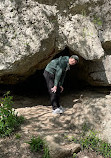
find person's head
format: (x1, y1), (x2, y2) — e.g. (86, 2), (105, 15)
(69, 55), (79, 65)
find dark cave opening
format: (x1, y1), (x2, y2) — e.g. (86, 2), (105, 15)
(0, 47), (110, 97)
(0, 47), (88, 96)
(17, 47), (89, 94)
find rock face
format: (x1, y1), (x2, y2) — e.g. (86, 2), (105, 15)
(85, 55), (111, 86)
(0, 0), (111, 85)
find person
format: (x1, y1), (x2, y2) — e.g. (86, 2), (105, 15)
(43, 55), (79, 114)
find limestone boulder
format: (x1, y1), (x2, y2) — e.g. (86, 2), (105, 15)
(58, 14), (104, 60)
(0, 1), (57, 84)
(87, 55), (111, 86)
(45, 135), (81, 158)
(0, 0), (111, 85)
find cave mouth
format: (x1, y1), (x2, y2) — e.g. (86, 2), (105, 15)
(2, 47), (110, 97)
(0, 47), (90, 96)
(0, 47), (111, 97)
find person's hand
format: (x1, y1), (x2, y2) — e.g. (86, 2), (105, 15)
(60, 86), (64, 93)
(51, 86), (57, 93)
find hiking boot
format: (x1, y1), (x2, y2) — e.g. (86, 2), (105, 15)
(52, 108), (63, 114)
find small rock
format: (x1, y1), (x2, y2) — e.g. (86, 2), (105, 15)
(105, 95), (111, 99)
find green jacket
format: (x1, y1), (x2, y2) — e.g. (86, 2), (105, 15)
(45, 56), (70, 86)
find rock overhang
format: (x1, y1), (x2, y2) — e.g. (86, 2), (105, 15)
(0, 0), (111, 85)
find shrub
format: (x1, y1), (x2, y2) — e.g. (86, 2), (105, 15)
(69, 130), (111, 158)
(26, 136), (50, 158)
(0, 91), (24, 137)
(80, 130), (111, 158)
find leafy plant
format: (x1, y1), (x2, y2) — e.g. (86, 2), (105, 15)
(71, 136), (79, 144)
(0, 91), (24, 137)
(80, 130), (111, 157)
(27, 136), (44, 152)
(15, 133), (21, 139)
(73, 153), (77, 158)
(26, 136), (50, 158)
(43, 145), (50, 158)
(70, 130), (111, 158)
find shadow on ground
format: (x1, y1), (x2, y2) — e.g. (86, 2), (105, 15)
(0, 88), (110, 158)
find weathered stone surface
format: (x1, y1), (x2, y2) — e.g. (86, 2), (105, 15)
(0, 90), (110, 157)
(87, 55), (111, 86)
(45, 135), (81, 158)
(59, 14), (104, 60)
(75, 55), (111, 86)
(11, 90), (111, 156)
(0, 0), (111, 85)
(0, 0), (57, 84)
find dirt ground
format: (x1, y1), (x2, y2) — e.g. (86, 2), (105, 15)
(0, 87), (110, 158)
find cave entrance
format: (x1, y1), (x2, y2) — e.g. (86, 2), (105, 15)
(8, 47), (89, 96)
(0, 47), (110, 99)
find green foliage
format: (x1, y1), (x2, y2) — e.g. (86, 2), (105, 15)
(70, 130), (111, 158)
(80, 130), (111, 158)
(26, 136), (50, 158)
(71, 136), (78, 144)
(73, 153), (77, 158)
(15, 133), (21, 139)
(43, 145), (50, 158)
(27, 136), (44, 152)
(0, 91), (24, 137)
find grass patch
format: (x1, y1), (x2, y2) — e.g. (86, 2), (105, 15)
(0, 91), (24, 137)
(26, 136), (50, 158)
(15, 133), (21, 139)
(80, 130), (111, 158)
(66, 129), (111, 158)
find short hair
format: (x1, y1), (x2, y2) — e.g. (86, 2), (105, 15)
(70, 55), (79, 63)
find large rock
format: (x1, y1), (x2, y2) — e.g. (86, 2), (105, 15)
(0, 0), (111, 85)
(45, 135), (81, 158)
(86, 55), (111, 86)
(0, 1), (57, 83)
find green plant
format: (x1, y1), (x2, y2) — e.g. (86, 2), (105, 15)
(27, 136), (44, 152)
(15, 133), (21, 139)
(80, 130), (111, 157)
(73, 153), (77, 158)
(71, 136), (79, 144)
(26, 136), (50, 158)
(70, 130), (111, 158)
(0, 91), (24, 137)
(43, 145), (50, 158)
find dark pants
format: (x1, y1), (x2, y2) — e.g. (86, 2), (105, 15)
(43, 70), (61, 110)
